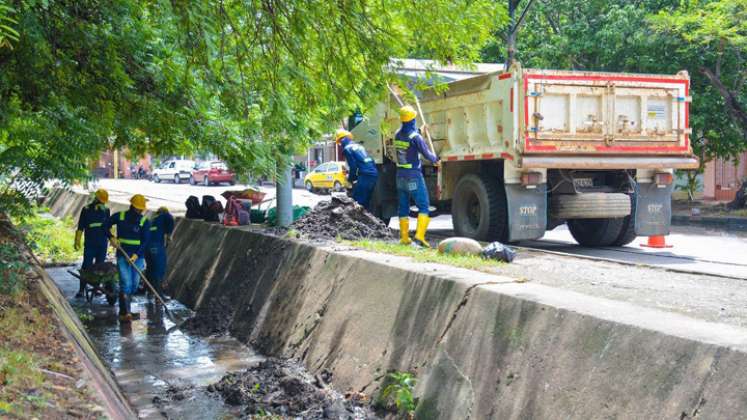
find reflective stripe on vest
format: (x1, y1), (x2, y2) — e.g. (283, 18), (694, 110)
(149, 226), (158, 231)
(117, 211), (146, 245)
(88, 222), (103, 228)
(118, 211), (146, 226)
(394, 140), (410, 149)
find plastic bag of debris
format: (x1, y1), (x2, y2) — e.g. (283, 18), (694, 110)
(481, 242), (516, 263)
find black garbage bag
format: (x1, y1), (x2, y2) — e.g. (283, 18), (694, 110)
(481, 241), (516, 263)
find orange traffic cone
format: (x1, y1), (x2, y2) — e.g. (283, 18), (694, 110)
(640, 235), (672, 249)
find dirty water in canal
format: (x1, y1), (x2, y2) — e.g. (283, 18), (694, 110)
(49, 268), (376, 419)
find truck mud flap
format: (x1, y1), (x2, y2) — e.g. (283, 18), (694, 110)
(635, 183), (673, 236)
(505, 184), (547, 242)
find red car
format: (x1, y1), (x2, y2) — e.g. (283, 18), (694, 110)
(190, 161), (236, 186)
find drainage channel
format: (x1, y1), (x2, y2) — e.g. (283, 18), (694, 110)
(48, 267), (260, 419)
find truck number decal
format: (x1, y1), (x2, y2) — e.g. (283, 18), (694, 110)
(647, 203), (663, 214)
(520, 205), (537, 216)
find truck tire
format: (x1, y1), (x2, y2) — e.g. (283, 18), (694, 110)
(567, 218), (626, 247)
(611, 193), (637, 246)
(452, 174), (508, 242)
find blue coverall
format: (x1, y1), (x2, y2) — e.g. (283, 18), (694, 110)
(394, 119), (439, 217)
(340, 137), (378, 210)
(145, 211), (174, 299)
(106, 208), (150, 315)
(76, 201), (110, 293)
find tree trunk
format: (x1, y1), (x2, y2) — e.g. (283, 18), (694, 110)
(700, 66), (747, 136)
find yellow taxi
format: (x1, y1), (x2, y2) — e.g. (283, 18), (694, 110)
(304, 161), (351, 193)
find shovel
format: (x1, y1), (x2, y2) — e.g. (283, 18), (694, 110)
(112, 240), (184, 328)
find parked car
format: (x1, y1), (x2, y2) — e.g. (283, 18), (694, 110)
(303, 161), (350, 193)
(190, 161), (236, 186)
(152, 159), (195, 184)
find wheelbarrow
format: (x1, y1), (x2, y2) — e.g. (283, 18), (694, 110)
(68, 262), (118, 306)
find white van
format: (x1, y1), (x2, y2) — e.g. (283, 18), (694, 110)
(152, 160), (195, 184)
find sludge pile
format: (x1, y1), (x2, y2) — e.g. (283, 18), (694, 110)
(208, 358), (376, 419)
(291, 195), (392, 241)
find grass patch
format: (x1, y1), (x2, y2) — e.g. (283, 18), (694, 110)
(348, 240), (504, 272)
(0, 349), (47, 416)
(13, 209), (78, 265)
(0, 242), (30, 295)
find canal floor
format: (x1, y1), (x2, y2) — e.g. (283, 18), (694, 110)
(48, 267), (262, 419)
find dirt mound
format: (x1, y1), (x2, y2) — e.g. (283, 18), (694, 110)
(208, 358), (377, 419)
(180, 297), (234, 336)
(291, 195), (392, 241)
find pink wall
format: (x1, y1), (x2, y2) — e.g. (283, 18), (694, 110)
(703, 153), (747, 201)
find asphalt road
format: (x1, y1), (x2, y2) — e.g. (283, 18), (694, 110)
(90, 178), (747, 279)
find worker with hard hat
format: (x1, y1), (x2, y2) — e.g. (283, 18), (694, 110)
(145, 206), (174, 302)
(106, 194), (151, 322)
(336, 129), (379, 210)
(73, 189), (111, 297)
(395, 105), (439, 247)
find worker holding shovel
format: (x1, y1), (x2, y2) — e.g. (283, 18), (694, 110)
(395, 105), (440, 247)
(106, 194), (151, 322)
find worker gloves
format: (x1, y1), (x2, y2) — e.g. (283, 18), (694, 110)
(129, 254), (139, 263)
(74, 230), (82, 251)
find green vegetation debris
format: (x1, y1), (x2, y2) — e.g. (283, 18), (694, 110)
(348, 240), (504, 273)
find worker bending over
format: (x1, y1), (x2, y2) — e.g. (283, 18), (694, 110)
(145, 207), (174, 302)
(395, 106), (440, 247)
(336, 129), (379, 211)
(74, 189), (111, 297)
(106, 194), (150, 322)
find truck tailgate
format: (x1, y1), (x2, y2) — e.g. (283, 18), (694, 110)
(523, 71), (690, 155)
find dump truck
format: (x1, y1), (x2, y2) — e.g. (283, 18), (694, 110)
(351, 63), (699, 247)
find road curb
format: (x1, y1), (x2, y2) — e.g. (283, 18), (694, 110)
(672, 214), (747, 231)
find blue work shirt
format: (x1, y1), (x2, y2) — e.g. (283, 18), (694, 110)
(77, 201), (110, 249)
(148, 211), (174, 248)
(106, 207), (150, 258)
(394, 119), (439, 178)
(340, 137), (378, 182)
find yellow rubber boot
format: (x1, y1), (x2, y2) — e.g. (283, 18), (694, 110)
(399, 218), (412, 245)
(414, 214), (431, 248)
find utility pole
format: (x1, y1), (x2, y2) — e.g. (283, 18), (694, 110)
(276, 161), (293, 227)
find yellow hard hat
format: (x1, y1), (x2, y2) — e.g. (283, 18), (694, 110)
(335, 129), (352, 143)
(130, 194), (148, 210)
(399, 105), (417, 122)
(95, 189), (108, 204)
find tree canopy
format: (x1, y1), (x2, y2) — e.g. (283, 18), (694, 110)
(0, 0), (504, 213)
(482, 0), (747, 170)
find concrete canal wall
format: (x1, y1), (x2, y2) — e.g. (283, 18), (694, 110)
(47, 187), (747, 419)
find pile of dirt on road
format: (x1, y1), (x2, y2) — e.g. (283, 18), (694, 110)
(291, 195), (392, 241)
(208, 358), (377, 419)
(180, 297), (234, 336)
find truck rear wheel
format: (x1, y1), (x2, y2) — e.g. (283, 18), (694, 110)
(611, 193), (637, 246)
(452, 174), (508, 242)
(567, 218), (626, 247)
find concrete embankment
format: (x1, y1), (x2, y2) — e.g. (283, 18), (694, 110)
(47, 188), (747, 419)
